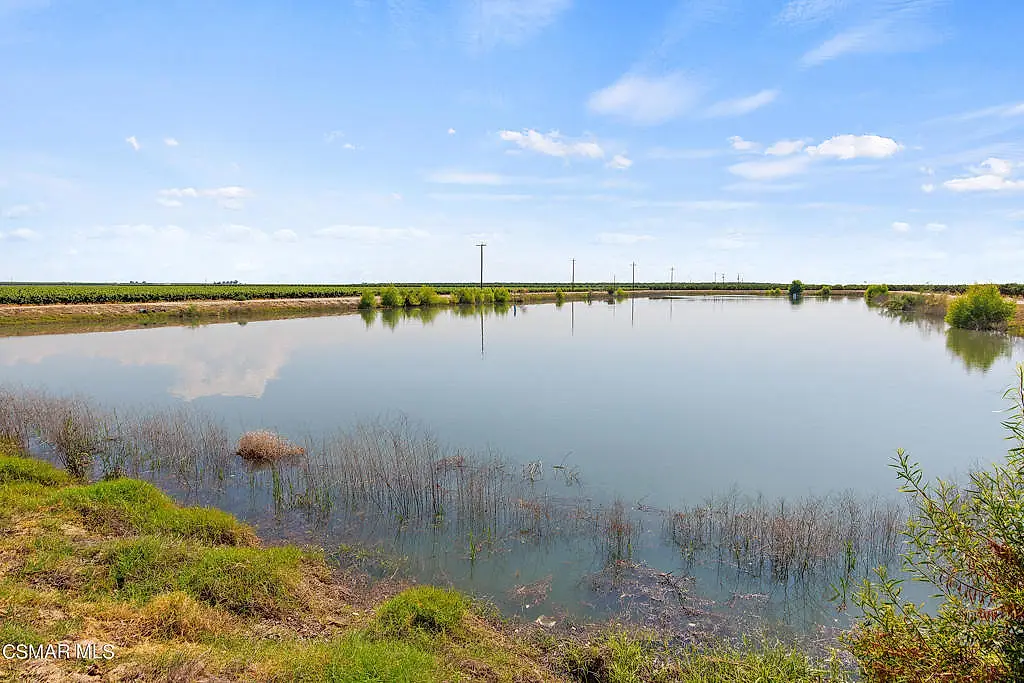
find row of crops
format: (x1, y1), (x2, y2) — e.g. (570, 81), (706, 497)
(1, 282), (1020, 305)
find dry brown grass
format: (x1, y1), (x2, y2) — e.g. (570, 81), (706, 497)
(236, 430), (306, 462)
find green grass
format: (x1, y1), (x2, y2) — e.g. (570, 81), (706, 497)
(375, 586), (467, 637)
(53, 478), (258, 546)
(97, 536), (307, 615)
(289, 632), (441, 682)
(0, 453), (72, 486)
(560, 631), (850, 683)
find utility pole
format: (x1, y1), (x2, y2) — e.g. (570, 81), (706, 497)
(631, 262), (636, 291)
(670, 267), (674, 285)
(571, 258), (575, 292)
(476, 243), (486, 291)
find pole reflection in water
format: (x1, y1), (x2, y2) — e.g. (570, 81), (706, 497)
(571, 301), (575, 336)
(631, 296), (635, 327)
(480, 307), (485, 359)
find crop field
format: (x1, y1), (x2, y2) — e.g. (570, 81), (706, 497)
(0, 282), (1021, 305)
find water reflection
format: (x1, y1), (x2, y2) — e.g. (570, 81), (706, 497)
(946, 328), (1014, 373)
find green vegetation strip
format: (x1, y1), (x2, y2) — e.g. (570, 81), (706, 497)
(3, 281), (1022, 305)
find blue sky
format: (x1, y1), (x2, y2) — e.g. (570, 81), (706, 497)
(1, 0), (1022, 284)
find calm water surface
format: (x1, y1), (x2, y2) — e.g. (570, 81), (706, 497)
(1, 296), (1021, 634)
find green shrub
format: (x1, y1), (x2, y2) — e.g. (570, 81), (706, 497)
(375, 586), (466, 636)
(844, 364), (1024, 681)
(607, 285), (616, 296)
(357, 291), (376, 310)
(884, 293), (924, 314)
(454, 288), (478, 305)
(554, 288), (565, 304)
(789, 280), (804, 297)
(380, 286), (403, 308)
(493, 287), (510, 305)
(417, 285), (440, 306)
(819, 285), (832, 297)
(402, 288), (421, 307)
(864, 284), (889, 304)
(614, 288), (626, 298)
(945, 284), (1016, 330)
(479, 287), (495, 305)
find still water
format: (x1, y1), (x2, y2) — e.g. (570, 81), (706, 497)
(1, 296), (1021, 635)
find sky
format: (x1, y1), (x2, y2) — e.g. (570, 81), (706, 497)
(0, 0), (1022, 284)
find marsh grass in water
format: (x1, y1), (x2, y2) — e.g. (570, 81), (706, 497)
(666, 490), (904, 585)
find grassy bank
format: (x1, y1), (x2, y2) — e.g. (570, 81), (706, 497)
(0, 438), (851, 682)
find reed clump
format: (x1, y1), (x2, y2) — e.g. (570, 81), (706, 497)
(666, 490), (904, 584)
(236, 430), (305, 462)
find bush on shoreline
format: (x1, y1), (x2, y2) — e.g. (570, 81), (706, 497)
(864, 284), (889, 304)
(945, 284), (1016, 331)
(844, 363), (1024, 681)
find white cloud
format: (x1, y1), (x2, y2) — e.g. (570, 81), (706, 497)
(921, 183), (935, 193)
(426, 192), (535, 202)
(313, 225), (429, 243)
(164, 137), (179, 147)
(1, 203), (44, 219)
(125, 136), (140, 151)
(972, 157), (1014, 178)
(919, 166), (935, 175)
(728, 156), (811, 180)
(587, 72), (700, 125)
(342, 143), (357, 150)
(82, 224), (187, 240)
(426, 171), (506, 185)
(628, 199), (756, 210)
(5, 228), (38, 241)
(799, 1), (945, 66)
(724, 181), (805, 193)
(464, 0), (573, 51)
(705, 89), (779, 117)
(157, 186), (252, 209)
(606, 154), (633, 170)
(941, 101), (1024, 122)
(926, 222), (947, 232)
(764, 139), (806, 157)
(217, 224), (265, 242)
(272, 229), (298, 242)
(324, 130), (345, 143)
(892, 221), (910, 232)
(777, 0), (846, 25)
(944, 176), (1024, 192)
(806, 134), (902, 159)
(596, 232), (653, 245)
(944, 158), (1024, 192)
(448, 128), (457, 135)
(728, 136), (760, 152)
(498, 129), (604, 159)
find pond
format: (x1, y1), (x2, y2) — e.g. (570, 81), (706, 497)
(1, 295), (1021, 639)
